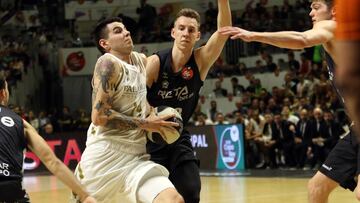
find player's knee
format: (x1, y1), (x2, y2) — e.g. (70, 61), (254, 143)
(173, 193), (185, 203)
(355, 187), (360, 201)
(164, 191), (184, 203)
(355, 192), (360, 201)
(155, 188), (184, 203)
(308, 177), (320, 196)
(307, 174), (333, 198)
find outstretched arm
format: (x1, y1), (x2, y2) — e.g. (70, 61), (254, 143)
(196, 0), (232, 80)
(219, 20), (335, 49)
(91, 55), (178, 133)
(23, 120), (96, 203)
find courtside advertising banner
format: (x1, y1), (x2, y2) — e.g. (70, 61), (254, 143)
(215, 124), (245, 170)
(188, 124), (245, 171)
(25, 124), (245, 173)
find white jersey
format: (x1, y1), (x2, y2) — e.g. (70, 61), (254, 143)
(87, 51), (148, 154)
(73, 52), (174, 203)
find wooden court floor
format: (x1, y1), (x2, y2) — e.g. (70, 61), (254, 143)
(26, 175), (354, 203)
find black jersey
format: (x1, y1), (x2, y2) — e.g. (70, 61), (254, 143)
(0, 106), (26, 181)
(147, 48), (204, 126)
(324, 50), (345, 107)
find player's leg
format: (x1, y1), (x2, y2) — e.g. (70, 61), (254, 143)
(167, 132), (201, 203)
(0, 180), (30, 202)
(335, 0), (360, 135)
(354, 144), (360, 201)
(308, 132), (358, 202)
(335, 42), (360, 135)
(169, 160), (201, 203)
(308, 171), (338, 203)
(138, 176), (184, 203)
(355, 174), (360, 201)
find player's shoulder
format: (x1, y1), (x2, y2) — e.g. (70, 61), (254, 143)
(94, 54), (123, 78)
(147, 54), (160, 64)
(96, 53), (117, 66)
(97, 53), (115, 62)
(133, 51), (147, 61)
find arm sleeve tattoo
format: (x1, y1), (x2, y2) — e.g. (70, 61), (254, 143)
(92, 56), (147, 131)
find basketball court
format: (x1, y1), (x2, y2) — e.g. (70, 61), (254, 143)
(26, 170), (354, 203)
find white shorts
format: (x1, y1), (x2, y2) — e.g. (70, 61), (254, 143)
(72, 140), (174, 203)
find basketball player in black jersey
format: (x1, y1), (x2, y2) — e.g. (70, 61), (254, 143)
(146, 0), (231, 202)
(0, 76), (96, 202)
(219, 0), (360, 202)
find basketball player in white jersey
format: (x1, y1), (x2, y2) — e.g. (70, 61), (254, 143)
(72, 17), (184, 203)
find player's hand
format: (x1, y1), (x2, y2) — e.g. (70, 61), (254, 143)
(218, 26), (254, 41)
(82, 196), (97, 203)
(139, 109), (179, 133)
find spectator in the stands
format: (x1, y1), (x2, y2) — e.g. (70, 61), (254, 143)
(194, 114), (213, 126)
(230, 77), (244, 96)
(58, 106), (73, 132)
(294, 108), (313, 168)
(309, 107), (329, 168)
(204, 1), (218, 31)
(282, 106), (299, 125)
(265, 55), (277, 73)
(28, 110), (40, 132)
(38, 111), (50, 129)
(274, 112), (296, 167)
(214, 112), (230, 125)
(323, 110), (343, 150)
(136, 0), (157, 33)
(267, 97), (282, 114)
(255, 113), (278, 168)
(299, 52), (311, 75)
(213, 80), (228, 97)
(296, 74), (310, 98)
(41, 123), (55, 139)
(208, 100), (220, 122)
(287, 51), (300, 73)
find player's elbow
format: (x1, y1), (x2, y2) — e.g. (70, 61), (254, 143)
(91, 113), (106, 126)
(92, 117), (104, 127)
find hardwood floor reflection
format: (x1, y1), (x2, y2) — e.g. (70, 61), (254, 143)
(26, 175), (354, 203)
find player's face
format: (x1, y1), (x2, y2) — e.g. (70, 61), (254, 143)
(172, 16), (200, 51)
(101, 22), (133, 55)
(309, 1), (333, 24)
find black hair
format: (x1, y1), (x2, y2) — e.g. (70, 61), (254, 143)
(0, 74), (6, 90)
(91, 17), (123, 54)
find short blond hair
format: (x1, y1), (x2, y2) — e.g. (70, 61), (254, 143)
(174, 8), (201, 29)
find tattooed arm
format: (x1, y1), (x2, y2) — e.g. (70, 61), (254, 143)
(91, 55), (178, 132)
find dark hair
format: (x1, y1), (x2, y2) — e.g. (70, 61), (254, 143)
(0, 74), (6, 90)
(312, 0), (333, 8)
(91, 17), (123, 54)
(174, 8), (201, 29)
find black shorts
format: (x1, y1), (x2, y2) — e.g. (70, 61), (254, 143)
(0, 179), (29, 202)
(146, 130), (199, 172)
(319, 130), (360, 191)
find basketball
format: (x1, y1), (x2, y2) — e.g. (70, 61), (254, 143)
(147, 106), (183, 144)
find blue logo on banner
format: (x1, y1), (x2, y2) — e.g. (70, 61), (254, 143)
(216, 125), (245, 170)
